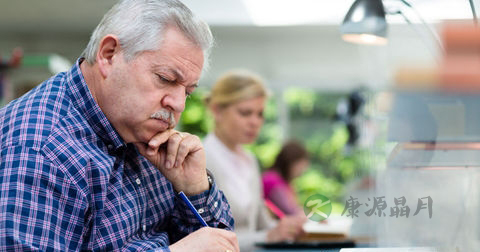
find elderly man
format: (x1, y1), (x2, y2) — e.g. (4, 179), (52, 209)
(0, 0), (238, 251)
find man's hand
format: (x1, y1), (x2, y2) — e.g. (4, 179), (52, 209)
(169, 227), (239, 252)
(267, 214), (307, 242)
(134, 129), (209, 195)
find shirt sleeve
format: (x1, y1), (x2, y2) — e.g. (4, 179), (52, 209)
(168, 181), (235, 243)
(0, 145), (89, 251)
(122, 188), (231, 252)
(267, 186), (302, 215)
(256, 196), (278, 231)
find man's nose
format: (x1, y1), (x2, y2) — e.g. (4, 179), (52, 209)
(161, 86), (186, 112)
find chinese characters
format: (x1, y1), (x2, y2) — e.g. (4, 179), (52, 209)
(341, 196), (433, 219)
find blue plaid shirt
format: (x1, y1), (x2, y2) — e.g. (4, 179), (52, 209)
(0, 59), (234, 251)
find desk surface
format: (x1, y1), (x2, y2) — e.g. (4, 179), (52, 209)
(254, 242), (372, 252)
(255, 249), (343, 252)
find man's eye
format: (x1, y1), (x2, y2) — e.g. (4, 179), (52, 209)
(157, 75), (173, 83)
(185, 91), (192, 98)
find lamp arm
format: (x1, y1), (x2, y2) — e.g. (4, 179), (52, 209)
(397, 0), (444, 52)
(401, 0), (477, 27)
(388, 9), (443, 60)
(388, 10), (443, 61)
(468, 0), (478, 26)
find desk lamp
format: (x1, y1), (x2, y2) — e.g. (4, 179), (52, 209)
(341, 0), (478, 48)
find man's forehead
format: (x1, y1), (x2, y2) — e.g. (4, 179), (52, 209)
(147, 27), (204, 85)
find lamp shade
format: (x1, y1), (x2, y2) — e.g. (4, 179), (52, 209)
(341, 0), (388, 45)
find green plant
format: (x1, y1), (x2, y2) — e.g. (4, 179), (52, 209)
(178, 88), (372, 209)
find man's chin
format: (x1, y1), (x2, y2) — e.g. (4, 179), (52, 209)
(167, 123), (177, 130)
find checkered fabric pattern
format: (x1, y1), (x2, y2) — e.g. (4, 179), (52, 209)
(0, 58), (234, 251)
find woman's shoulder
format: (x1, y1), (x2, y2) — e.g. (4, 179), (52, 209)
(202, 133), (216, 148)
(203, 133), (229, 153)
(203, 133), (236, 175)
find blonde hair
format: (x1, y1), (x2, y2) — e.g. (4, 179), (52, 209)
(205, 70), (267, 107)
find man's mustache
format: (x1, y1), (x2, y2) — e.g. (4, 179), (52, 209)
(150, 109), (176, 129)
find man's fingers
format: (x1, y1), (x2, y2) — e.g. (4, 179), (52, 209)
(144, 129), (179, 157)
(219, 230), (238, 251)
(138, 130), (197, 170)
(134, 142), (157, 158)
(165, 132), (184, 169)
(170, 227), (239, 252)
(222, 229), (239, 252)
(209, 228), (239, 252)
(175, 134), (195, 167)
(134, 142), (165, 166)
(214, 236), (235, 252)
(230, 233), (240, 252)
(147, 129), (176, 151)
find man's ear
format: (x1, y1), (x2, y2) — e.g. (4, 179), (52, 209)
(96, 34), (121, 79)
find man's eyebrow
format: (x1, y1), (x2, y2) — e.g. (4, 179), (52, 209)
(171, 69), (199, 88)
(154, 66), (184, 81)
(171, 69), (185, 83)
(155, 66), (198, 87)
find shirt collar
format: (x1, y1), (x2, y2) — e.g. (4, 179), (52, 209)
(65, 58), (126, 151)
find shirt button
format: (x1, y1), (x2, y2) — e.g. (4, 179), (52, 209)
(107, 144), (114, 150)
(213, 201), (218, 208)
(135, 178), (141, 185)
(142, 224), (147, 232)
(198, 208), (205, 214)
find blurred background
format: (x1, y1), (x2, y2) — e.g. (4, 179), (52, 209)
(2, 0), (480, 249)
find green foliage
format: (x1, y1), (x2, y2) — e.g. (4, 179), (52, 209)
(179, 89), (212, 138)
(282, 89), (370, 204)
(179, 87), (371, 208)
(292, 168), (343, 204)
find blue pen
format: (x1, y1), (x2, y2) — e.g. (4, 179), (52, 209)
(178, 191), (208, 227)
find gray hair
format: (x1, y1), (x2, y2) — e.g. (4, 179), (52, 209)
(82, 0), (213, 69)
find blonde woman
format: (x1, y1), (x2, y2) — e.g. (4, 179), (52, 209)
(203, 70), (306, 251)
